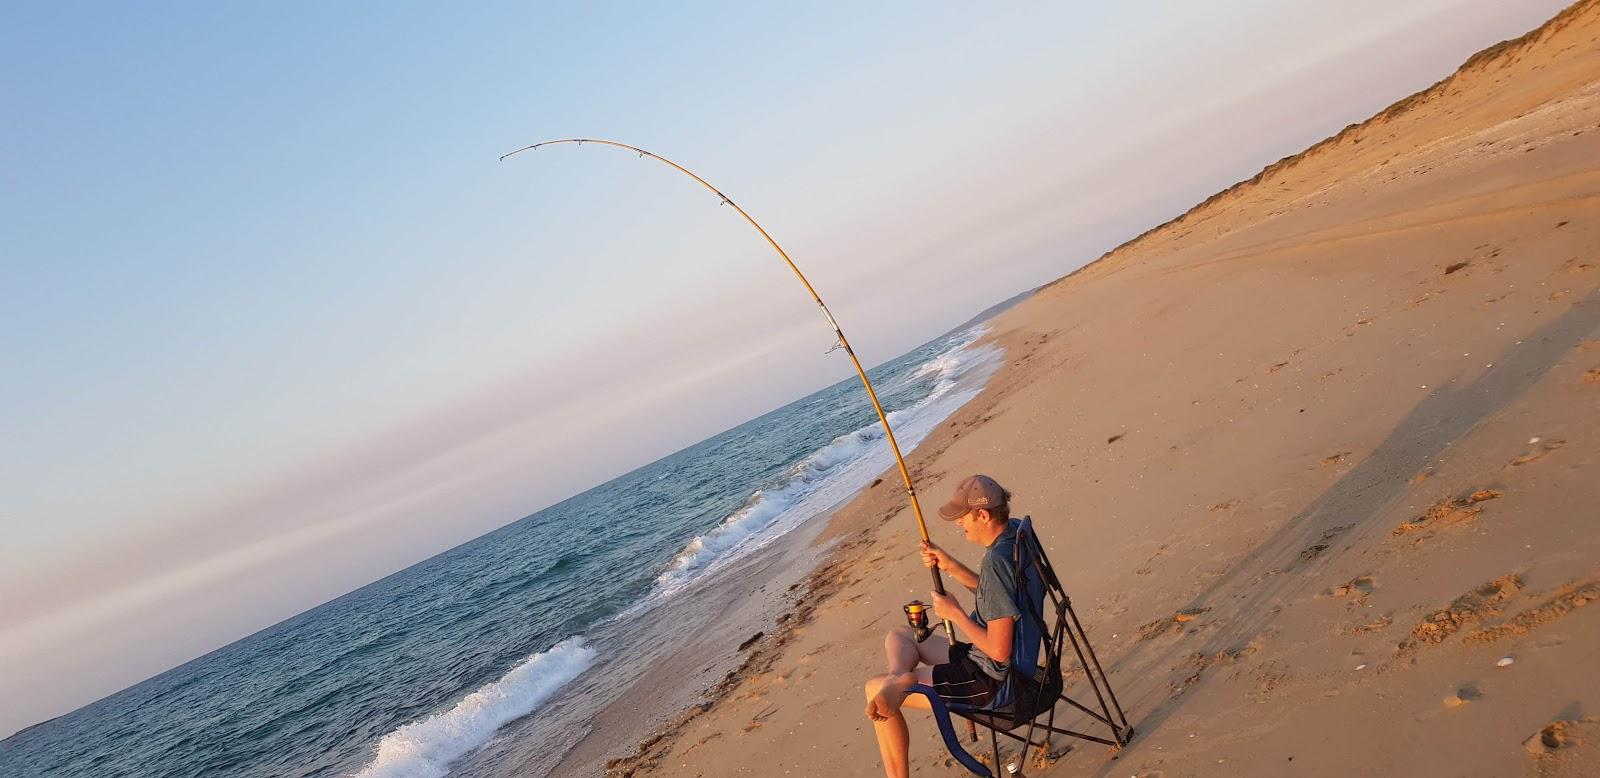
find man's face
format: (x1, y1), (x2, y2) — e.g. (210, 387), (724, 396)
(957, 508), (988, 543)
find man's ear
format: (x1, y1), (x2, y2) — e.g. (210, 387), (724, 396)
(977, 508), (993, 524)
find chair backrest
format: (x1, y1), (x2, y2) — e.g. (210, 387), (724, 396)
(1008, 517), (1049, 673)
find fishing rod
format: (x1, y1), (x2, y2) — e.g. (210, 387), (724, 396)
(500, 138), (955, 643)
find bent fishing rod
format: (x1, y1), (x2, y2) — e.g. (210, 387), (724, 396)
(501, 138), (953, 642)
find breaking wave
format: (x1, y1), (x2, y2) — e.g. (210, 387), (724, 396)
(352, 638), (594, 778)
(648, 327), (1000, 600)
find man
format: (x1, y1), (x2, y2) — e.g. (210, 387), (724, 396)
(863, 474), (1025, 778)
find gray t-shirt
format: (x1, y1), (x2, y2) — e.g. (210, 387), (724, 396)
(968, 520), (1021, 680)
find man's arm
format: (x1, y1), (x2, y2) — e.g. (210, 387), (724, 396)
(921, 541), (979, 592)
(930, 592), (1015, 662)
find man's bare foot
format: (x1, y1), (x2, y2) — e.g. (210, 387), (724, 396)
(865, 691), (895, 722)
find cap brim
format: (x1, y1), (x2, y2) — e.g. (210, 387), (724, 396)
(937, 501), (968, 520)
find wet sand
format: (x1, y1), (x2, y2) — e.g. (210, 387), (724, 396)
(602, 3), (1600, 776)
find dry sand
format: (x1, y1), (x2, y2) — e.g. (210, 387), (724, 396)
(605, 3), (1600, 776)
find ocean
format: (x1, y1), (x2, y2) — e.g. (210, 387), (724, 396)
(0, 324), (1004, 778)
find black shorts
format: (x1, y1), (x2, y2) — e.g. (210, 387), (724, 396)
(931, 642), (1002, 708)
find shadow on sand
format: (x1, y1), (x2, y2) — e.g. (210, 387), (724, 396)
(1068, 288), (1600, 776)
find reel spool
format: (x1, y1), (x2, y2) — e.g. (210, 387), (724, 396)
(903, 600), (932, 643)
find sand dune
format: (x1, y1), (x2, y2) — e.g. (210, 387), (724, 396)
(606, 3), (1600, 775)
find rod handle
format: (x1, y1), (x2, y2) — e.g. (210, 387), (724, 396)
(930, 567), (957, 642)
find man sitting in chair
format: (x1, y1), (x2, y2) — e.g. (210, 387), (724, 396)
(864, 474), (1025, 778)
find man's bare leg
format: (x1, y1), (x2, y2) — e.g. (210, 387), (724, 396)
(864, 667), (934, 778)
(883, 626), (950, 674)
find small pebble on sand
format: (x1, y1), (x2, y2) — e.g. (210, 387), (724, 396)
(1497, 656), (1515, 668)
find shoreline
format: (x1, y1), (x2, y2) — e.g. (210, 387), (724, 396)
(509, 330), (1012, 777)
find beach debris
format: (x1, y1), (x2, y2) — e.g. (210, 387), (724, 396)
(1496, 656), (1515, 667)
(1355, 664), (1367, 671)
(737, 632), (764, 651)
(1107, 432), (1126, 444)
(1444, 261), (1469, 275)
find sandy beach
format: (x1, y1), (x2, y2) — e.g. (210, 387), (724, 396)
(602, 4), (1600, 776)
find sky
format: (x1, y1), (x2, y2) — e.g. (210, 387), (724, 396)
(0, 0), (1571, 737)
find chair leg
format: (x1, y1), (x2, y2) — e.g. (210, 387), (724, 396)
(1018, 716), (1038, 772)
(1066, 601), (1132, 741)
(1061, 605), (1122, 745)
(989, 723), (1001, 775)
(1042, 702), (1058, 763)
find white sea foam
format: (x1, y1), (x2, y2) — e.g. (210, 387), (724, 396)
(351, 638), (594, 778)
(646, 326), (1002, 602)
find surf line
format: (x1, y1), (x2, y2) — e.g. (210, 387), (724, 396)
(500, 138), (954, 639)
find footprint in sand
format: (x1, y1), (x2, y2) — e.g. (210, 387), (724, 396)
(1523, 717), (1600, 775)
(1326, 576), (1377, 600)
(1298, 525), (1351, 563)
(1392, 490), (1501, 536)
(742, 705), (779, 732)
(1507, 439), (1566, 468)
(1443, 681), (1482, 709)
(1516, 717), (1600, 778)
(1398, 574), (1524, 655)
(1139, 607), (1211, 640)
(1341, 614), (1393, 636)
(1465, 579), (1600, 644)
(799, 642), (833, 661)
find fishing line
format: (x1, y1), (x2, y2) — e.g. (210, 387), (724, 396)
(502, 138), (956, 641)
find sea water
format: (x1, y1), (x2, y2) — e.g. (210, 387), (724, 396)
(0, 324), (1004, 778)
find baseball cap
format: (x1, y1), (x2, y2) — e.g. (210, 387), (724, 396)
(938, 474), (1009, 520)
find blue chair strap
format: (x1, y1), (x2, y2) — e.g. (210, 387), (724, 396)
(906, 684), (992, 777)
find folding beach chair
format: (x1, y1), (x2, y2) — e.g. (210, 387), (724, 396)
(906, 517), (1133, 776)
